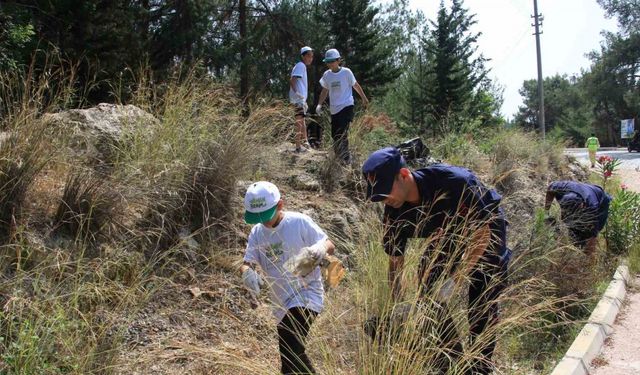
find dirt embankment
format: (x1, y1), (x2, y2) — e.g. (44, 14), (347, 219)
(111, 142), (588, 374)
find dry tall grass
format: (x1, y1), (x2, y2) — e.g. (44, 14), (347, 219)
(0, 60), (626, 375)
(0, 63), (295, 374)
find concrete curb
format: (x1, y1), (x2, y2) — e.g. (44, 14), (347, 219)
(550, 265), (630, 375)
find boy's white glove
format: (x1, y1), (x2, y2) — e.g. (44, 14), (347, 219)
(242, 268), (264, 297)
(315, 104), (322, 114)
(284, 242), (327, 277)
(295, 92), (305, 101)
(307, 242), (327, 263)
(437, 278), (455, 303)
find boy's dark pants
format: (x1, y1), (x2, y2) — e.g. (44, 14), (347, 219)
(330, 105), (354, 163)
(277, 307), (317, 375)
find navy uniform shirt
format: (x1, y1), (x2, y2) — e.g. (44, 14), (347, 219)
(547, 181), (611, 235)
(383, 164), (504, 257)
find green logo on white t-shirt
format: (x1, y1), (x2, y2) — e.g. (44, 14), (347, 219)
(266, 242), (284, 259)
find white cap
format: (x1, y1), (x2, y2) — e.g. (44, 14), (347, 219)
(300, 46), (313, 55)
(323, 48), (341, 63)
(244, 181), (281, 224)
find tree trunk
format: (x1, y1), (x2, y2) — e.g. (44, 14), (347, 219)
(239, 0), (248, 99)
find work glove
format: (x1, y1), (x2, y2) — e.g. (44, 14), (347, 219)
(307, 242), (327, 263)
(543, 211), (556, 226)
(315, 104), (322, 114)
(284, 242), (327, 277)
(242, 268), (264, 297)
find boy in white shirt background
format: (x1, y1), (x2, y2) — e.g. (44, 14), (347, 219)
(316, 48), (369, 164)
(240, 181), (335, 374)
(289, 46), (314, 153)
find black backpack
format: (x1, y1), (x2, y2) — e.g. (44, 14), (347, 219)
(397, 137), (429, 161)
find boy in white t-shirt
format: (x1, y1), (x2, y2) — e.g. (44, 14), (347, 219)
(316, 48), (369, 163)
(289, 46), (314, 153)
(240, 181), (335, 374)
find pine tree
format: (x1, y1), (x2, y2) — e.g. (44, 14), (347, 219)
(423, 0), (489, 134)
(326, 0), (400, 97)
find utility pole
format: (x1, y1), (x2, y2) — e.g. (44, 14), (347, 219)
(532, 0), (545, 140)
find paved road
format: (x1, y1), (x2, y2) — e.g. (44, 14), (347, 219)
(565, 148), (640, 170)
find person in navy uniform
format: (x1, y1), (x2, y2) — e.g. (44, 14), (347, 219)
(362, 147), (511, 375)
(544, 181), (611, 256)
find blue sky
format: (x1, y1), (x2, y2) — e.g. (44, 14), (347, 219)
(408, 0), (618, 118)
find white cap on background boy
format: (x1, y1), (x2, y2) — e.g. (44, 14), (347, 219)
(243, 181), (281, 224)
(300, 46), (313, 55)
(322, 48), (341, 63)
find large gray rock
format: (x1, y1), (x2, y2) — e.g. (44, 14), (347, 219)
(288, 172), (321, 192)
(565, 155), (588, 181)
(43, 103), (157, 164)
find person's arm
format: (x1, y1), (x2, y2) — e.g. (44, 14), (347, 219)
(353, 82), (369, 107)
(596, 138), (600, 148)
(239, 261), (252, 274)
(325, 239), (335, 256)
(544, 190), (555, 210)
(456, 224), (491, 284)
(383, 206), (410, 301)
(317, 87), (329, 106)
(301, 215), (335, 259)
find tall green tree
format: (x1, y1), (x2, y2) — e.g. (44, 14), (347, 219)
(514, 74), (591, 144)
(423, 0), (490, 134)
(381, 13), (431, 134)
(597, 0), (640, 33)
(583, 32), (640, 145)
(326, 0), (400, 97)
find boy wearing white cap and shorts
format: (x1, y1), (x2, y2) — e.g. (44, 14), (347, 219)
(289, 46), (314, 153)
(316, 48), (369, 163)
(240, 181), (335, 374)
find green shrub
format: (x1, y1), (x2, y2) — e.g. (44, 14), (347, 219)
(605, 188), (640, 255)
(433, 132), (487, 171)
(629, 242), (640, 274)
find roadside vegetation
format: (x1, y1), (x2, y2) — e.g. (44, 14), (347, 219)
(1, 61), (639, 374)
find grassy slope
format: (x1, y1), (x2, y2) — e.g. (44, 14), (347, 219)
(0, 69), (625, 374)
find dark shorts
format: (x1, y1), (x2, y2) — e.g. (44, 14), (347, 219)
(569, 228), (594, 247)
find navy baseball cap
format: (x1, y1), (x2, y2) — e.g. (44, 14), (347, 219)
(362, 147), (406, 202)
